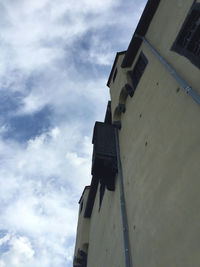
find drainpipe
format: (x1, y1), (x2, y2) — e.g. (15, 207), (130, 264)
(114, 128), (132, 267)
(136, 35), (200, 106)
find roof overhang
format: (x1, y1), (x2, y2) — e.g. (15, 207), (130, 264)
(107, 51), (126, 87)
(84, 176), (99, 218)
(78, 186), (91, 204)
(121, 0), (161, 68)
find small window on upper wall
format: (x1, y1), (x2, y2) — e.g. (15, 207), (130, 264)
(171, 2), (200, 69)
(113, 68), (118, 82)
(129, 52), (148, 90)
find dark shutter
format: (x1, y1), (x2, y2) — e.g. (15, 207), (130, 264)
(129, 52), (148, 89)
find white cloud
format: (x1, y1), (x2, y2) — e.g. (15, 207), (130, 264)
(0, 235), (34, 266)
(0, 0), (146, 118)
(0, 260), (6, 267)
(0, 0), (120, 76)
(0, 125), (91, 266)
(0, 234), (10, 246)
(50, 127), (60, 139)
(21, 93), (47, 114)
(10, 236), (35, 260)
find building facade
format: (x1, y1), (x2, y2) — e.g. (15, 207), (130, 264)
(73, 0), (200, 266)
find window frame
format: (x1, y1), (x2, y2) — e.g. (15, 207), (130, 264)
(171, 2), (200, 69)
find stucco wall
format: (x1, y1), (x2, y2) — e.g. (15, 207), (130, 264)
(146, 0), (200, 93)
(115, 0), (200, 265)
(87, 179), (125, 267)
(74, 188), (90, 260)
(119, 45), (200, 266)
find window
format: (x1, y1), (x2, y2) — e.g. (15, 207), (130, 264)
(129, 52), (148, 89)
(113, 68), (118, 82)
(171, 2), (200, 68)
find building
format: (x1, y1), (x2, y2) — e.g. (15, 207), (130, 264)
(73, 0), (200, 266)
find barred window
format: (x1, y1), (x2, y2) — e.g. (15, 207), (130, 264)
(172, 2), (200, 68)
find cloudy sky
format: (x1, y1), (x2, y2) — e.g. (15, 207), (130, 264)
(0, 0), (146, 266)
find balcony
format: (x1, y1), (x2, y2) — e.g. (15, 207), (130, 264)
(91, 122), (117, 191)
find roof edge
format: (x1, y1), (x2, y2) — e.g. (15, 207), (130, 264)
(78, 185), (91, 204)
(121, 0), (161, 68)
(84, 176), (99, 218)
(107, 51), (126, 87)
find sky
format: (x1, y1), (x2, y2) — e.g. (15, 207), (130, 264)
(0, 0), (146, 266)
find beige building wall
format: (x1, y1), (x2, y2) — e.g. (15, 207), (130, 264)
(74, 187), (90, 265)
(118, 53), (200, 266)
(145, 0), (200, 93)
(74, 0), (200, 266)
(87, 178), (124, 267)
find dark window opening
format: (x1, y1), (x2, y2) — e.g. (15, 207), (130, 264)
(74, 249), (87, 267)
(171, 2), (200, 68)
(113, 68), (118, 82)
(129, 52), (148, 89)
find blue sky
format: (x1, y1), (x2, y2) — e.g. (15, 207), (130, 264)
(0, 0), (146, 266)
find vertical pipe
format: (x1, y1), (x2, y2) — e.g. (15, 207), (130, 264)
(114, 128), (132, 267)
